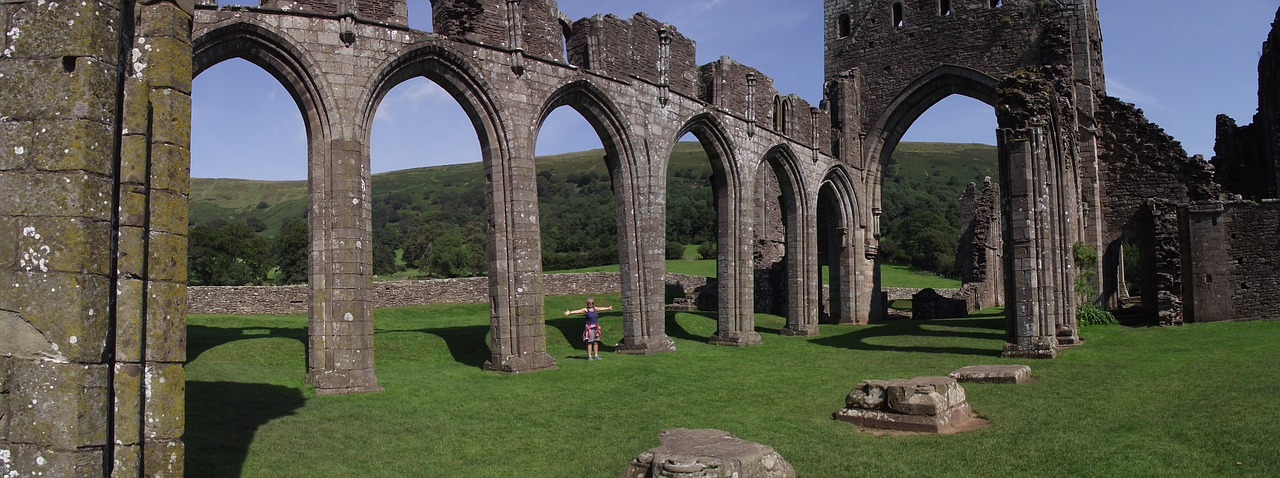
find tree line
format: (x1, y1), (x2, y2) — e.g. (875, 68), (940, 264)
(188, 143), (994, 286)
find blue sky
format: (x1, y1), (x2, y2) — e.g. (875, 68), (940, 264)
(193, 0), (1280, 180)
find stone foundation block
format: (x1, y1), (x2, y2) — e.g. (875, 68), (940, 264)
(837, 377), (978, 433)
(949, 365), (1033, 384)
(622, 428), (795, 478)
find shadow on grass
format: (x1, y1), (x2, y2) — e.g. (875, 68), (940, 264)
(813, 316), (1005, 357)
(664, 310), (717, 342)
(186, 381), (306, 477)
(411, 324), (492, 368)
(187, 325), (306, 364)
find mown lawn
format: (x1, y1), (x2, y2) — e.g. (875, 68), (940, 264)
(186, 298), (1280, 477)
(550, 261), (961, 289)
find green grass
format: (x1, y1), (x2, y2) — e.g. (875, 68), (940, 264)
(187, 302), (1280, 477)
(553, 261), (959, 289)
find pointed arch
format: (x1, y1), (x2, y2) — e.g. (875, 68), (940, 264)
(757, 143), (819, 335)
(193, 21), (333, 147)
(675, 112), (760, 346)
(535, 79), (674, 354)
(818, 164), (868, 324)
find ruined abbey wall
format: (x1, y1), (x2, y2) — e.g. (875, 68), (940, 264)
(1214, 9), (1280, 201)
(1095, 96), (1219, 324)
(1181, 201), (1280, 323)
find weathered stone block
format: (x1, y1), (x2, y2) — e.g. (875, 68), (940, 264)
(13, 216), (112, 275)
(29, 119), (114, 175)
(0, 216), (18, 270)
(5, 0), (120, 60)
(147, 233), (188, 283)
(148, 189), (188, 236)
(837, 377), (978, 434)
(113, 444), (143, 477)
(1, 271), (111, 361)
(0, 120), (33, 171)
(146, 281), (188, 363)
(115, 278), (146, 362)
(144, 363), (184, 441)
(5, 443), (104, 478)
(149, 142), (191, 195)
(0, 171), (114, 218)
(143, 439), (184, 477)
(949, 365), (1033, 384)
(622, 428), (795, 478)
(140, 34), (193, 94)
(0, 59), (117, 123)
(113, 363), (143, 446)
(10, 360), (108, 448)
(122, 79), (153, 139)
(148, 88), (190, 147)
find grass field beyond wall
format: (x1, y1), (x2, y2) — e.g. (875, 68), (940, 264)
(186, 298), (1280, 477)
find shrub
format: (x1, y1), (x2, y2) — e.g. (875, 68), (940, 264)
(666, 241), (685, 260)
(1077, 304), (1117, 326)
(697, 241), (717, 260)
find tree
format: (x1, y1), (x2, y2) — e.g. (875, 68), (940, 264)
(188, 221), (272, 286)
(272, 219), (309, 285)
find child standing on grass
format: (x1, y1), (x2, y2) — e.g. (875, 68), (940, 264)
(565, 298), (612, 360)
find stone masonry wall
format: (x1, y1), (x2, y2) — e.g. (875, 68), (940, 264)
(826, 0), (1049, 128)
(955, 177), (1003, 310)
(1213, 7), (1280, 200)
(1096, 95), (1219, 324)
(1181, 200), (1280, 323)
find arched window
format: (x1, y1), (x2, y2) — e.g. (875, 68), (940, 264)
(838, 14), (851, 38)
(773, 95), (784, 132)
(892, 2), (905, 28)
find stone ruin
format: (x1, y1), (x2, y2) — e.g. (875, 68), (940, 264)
(5, 0), (1280, 474)
(955, 177), (1004, 312)
(622, 429), (795, 478)
(910, 288), (968, 320)
(836, 376), (978, 434)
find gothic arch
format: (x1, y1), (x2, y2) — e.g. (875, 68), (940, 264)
(864, 65), (998, 211)
(818, 164), (866, 324)
(758, 143), (819, 336)
(535, 80), (674, 354)
(193, 21), (333, 146)
(675, 113), (761, 346)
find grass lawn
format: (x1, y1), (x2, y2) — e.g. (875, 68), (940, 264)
(187, 298), (1280, 477)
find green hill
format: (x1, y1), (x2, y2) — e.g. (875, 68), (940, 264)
(190, 142), (996, 280)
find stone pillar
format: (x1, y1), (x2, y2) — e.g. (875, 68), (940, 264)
(2, 0), (190, 475)
(615, 135), (676, 355)
(307, 139), (381, 393)
(483, 117), (556, 373)
(709, 157), (761, 347)
(1000, 128), (1059, 358)
(782, 188), (820, 336)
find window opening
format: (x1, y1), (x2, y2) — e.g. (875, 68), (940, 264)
(773, 95), (784, 132)
(940, 0), (952, 16)
(892, 3), (905, 28)
(990, 0), (1003, 8)
(838, 14), (851, 38)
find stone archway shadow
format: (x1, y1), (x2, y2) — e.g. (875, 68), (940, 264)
(185, 381), (307, 477)
(187, 325), (308, 364)
(810, 316), (1005, 357)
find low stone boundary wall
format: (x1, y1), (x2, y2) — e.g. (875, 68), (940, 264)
(187, 273), (959, 315)
(189, 272), (629, 315)
(885, 287), (958, 301)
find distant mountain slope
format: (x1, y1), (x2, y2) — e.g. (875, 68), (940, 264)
(190, 142), (997, 277)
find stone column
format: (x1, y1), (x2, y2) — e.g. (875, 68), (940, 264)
(483, 113), (556, 373)
(709, 149), (760, 347)
(615, 134), (676, 355)
(1000, 128), (1058, 358)
(782, 189), (820, 336)
(307, 138), (381, 394)
(1, 0), (189, 475)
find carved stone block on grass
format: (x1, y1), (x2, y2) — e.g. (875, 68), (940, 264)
(622, 428), (795, 478)
(835, 376), (983, 434)
(949, 365), (1033, 384)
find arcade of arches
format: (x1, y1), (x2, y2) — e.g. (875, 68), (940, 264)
(8, 0), (1276, 475)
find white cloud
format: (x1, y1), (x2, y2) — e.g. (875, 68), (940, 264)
(1107, 78), (1165, 112)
